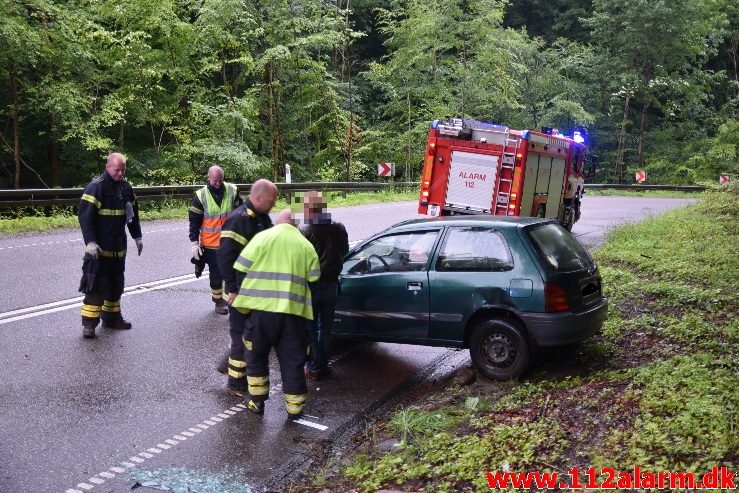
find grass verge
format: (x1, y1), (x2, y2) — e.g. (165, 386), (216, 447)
(287, 185), (738, 493)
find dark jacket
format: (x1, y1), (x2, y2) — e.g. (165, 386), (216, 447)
(216, 199), (273, 294)
(188, 183), (243, 242)
(301, 220), (349, 282)
(78, 171), (141, 254)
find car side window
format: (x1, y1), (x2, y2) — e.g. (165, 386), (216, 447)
(343, 231), (438, 275)
(436, 227), (513, 272)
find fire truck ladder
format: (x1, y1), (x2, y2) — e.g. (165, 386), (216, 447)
(494, 136), (520, 215)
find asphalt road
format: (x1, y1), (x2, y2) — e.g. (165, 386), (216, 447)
(0, 196), (697, 492)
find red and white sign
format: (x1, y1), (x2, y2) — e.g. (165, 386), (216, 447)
(378, 162), (395, 177)
(635, 170), (646, 183)
(719, 175), (730, 184)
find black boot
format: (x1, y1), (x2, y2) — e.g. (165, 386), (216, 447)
(214, 299), (228, 315)
(102, 318), (132, 330)
(82, 324), (96, 338)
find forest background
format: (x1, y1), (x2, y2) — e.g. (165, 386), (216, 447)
(1, 0), (737, 189)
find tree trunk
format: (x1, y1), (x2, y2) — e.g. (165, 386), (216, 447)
(615, 95), (631, 184)
(47, 113), (60, 187)
(268, 60), (278, 181)
(10, 61), (21, 189)
(637, 100), (650, 169)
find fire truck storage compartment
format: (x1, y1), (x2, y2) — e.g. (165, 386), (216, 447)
(445, 150), (500, 213)
(520, 154), (566, 218)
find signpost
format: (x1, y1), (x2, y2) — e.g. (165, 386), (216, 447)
(635, 170), (647, 183)
(378, 162), (395, 177)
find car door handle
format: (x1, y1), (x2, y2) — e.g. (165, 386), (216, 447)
(407, 281), (423, 291)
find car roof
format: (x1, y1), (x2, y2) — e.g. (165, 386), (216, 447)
(388, 215), (553, 232)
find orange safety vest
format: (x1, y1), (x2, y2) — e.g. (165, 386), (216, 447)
(198, 183), (237, 248)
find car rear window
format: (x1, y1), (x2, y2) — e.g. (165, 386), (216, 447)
(527, 223), (595, 272)
(436, 227), (513, 272)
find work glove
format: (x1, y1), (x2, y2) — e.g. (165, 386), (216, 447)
(84, 242), (101, 259)
(191, 241), (203, 260)
(134, 237), (143, 256)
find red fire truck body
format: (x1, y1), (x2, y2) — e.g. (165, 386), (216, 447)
(417, 118), (588, 230)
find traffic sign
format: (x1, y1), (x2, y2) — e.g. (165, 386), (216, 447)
(719, 175), (730, 184)
(378, 162), (395, 177)
(635, 170), (646, 183)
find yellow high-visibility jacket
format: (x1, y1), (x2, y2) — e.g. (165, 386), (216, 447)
(232, 224), (320, 319)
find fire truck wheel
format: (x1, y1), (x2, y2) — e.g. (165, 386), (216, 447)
(469, 318), (530, 380)
(535, 205), (546, 218)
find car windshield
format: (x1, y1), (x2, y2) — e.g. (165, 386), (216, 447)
(527, 223), (594, 272)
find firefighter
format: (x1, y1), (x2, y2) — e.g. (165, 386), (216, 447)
(216, 179), (278, 396)
(300, 191), (349, 380)
(188, 165), (243, 314)
(233, 209), (320, 420)
(78, 152), (143, 339)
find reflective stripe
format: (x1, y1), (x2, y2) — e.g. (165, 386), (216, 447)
(246, 208), (256, 218)
(228, 358), (246, 369)
(189, 206), (203, 214)
(221, 230), (248, 246)
(234, 255), (254, 270)
(307, 268), (321, 279)
(244, 271), (309, 289)
(81, 194), (101, 208)
(99, 249), (126, 257)
(81, 304), (102, 318)
(201, 225), (223, 233)
(284, 393), (307, 414)
(247, 375), (269, 396)
(242, 339), (252, 351)
(228, 368), (246, 378)
(102, 300), (121, 313)
(211, 288), (223, 297)
(237, 288), (310, 307)
(98, 208), (125, 216)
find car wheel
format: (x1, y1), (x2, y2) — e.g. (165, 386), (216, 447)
(535, 205), (546, 218)
(469, 319), (530, 380)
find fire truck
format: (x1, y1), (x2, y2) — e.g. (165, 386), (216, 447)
(417, 118), (591, 230)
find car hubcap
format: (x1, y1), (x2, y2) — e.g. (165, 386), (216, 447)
(484, 333), (515, 367)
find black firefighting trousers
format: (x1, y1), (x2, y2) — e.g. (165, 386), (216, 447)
(80, 257), (126, 327)
(244, 310), (309, 417)
(202, 248), (223, 301)
(227, 306), (250, 391)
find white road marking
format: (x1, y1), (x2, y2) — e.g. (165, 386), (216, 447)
(223, 409), (236, 415)
(293, 418), (329, 431)
(110, 467), (125, 473)
(156, 443), (171, 450)
(187, 427), (202, 433)
(217, 413), (229, 419)
(88, 477), (105, 484)
(77, 483), (93, 490)
(98, 471), (115, 479)
(66, 489), (84, 493)
(0, 273), (203, 325)
(180, 431), (194, 437)
(128, 456), (144, 463)
(209, 416), (223, 422)
(120, 462), (136, 468)
(196, 424), (209, 430)
(173, 435), (187, 441)
(146, 447), (162, 454)
(164, 439), (179, 445)
(203, 420), (216, 425)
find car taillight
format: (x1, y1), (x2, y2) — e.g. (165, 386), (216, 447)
(545, 283), (570, 312)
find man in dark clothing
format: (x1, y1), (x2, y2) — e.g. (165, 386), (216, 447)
(216, 179), (278, 396)
(78, 152), (143, 339)
(300, 191), (349, 380)
(188, 165), (242, 314)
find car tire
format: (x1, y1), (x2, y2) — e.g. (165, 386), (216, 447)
(469, 319), (530, 380)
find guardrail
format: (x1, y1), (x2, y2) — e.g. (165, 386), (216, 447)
(0, 182), (706, 209)
(0, 182), (419, 208)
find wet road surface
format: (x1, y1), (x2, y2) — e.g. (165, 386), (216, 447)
(0, 196), (697, 492)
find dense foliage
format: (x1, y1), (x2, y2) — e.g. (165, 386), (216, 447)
(1, 0), (737, 188)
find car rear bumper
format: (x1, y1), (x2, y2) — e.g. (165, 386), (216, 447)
(521, 297), (608, 346)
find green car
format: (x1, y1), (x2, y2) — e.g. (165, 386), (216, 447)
(334, 216), (608, 379)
